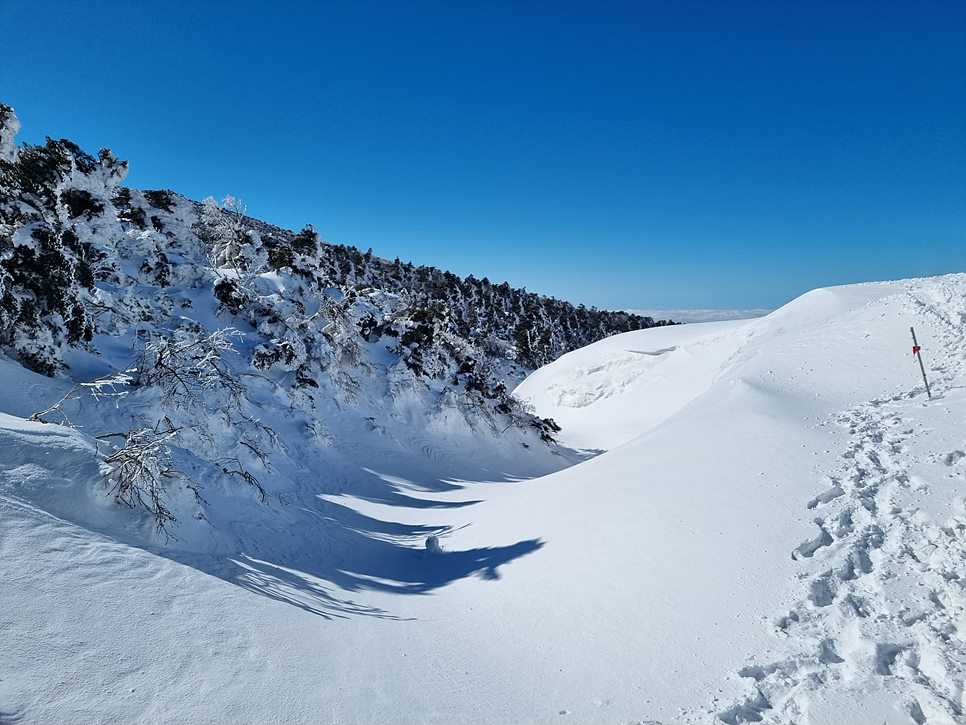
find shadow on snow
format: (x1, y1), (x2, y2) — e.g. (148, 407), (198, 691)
(154, 458), (551, 621)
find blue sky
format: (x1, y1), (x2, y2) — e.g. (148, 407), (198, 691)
(2, 1), (964, 310)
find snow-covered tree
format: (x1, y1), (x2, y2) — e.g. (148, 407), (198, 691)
(197, 195), (264, 272)
(0, 104), (126, 373)
(0, 103), (670, 529)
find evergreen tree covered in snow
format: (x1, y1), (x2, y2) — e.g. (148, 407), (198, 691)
(0, 103), (672, 527)
(0, 103), (127, 374)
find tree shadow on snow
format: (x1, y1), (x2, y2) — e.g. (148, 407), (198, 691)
(220, 492), (544, 618)
(224, 535), (544, 620)
(153, 463), (547, 621)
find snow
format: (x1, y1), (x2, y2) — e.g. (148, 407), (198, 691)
(3, 273), (966, 724)
(628, 308), (773, 323)
(514, 318), (754, 451)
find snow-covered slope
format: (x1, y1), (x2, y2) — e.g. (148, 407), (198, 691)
(3, 273), (965, 724)
(514, 275), (966, 723)
(515, 318), (755, 451)
(628, 308), (772, 323)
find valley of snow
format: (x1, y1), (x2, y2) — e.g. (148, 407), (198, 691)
(2, 273), (965, 724)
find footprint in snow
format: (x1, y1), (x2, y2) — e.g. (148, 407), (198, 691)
(806, 484), (845, 509)
(944, 450), (965, 466)
(791, 518), (833, 560)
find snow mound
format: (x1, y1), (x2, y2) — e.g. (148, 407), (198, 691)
(514, 318), (754, 450)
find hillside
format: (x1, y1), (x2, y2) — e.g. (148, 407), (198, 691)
(0, 102), (665, 380)
(3, 269), (964, 723)
(516, 274), (966, 724)
(0, 101), (674, 534)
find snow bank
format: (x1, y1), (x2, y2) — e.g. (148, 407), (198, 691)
(514, 318), (754, 451)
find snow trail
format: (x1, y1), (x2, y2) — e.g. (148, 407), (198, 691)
(714, 278), (966, 724)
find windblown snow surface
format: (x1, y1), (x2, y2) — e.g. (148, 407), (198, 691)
(2, 273), (965, 724)
(627, 309), (773, 324)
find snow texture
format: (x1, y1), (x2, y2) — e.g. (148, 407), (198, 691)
(2, 272), (965, 724)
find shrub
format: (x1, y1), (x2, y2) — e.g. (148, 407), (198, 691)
(143, 189), (175, 212)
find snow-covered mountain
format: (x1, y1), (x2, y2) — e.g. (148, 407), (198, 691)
(0, 102), (672, 533)
(1, 100), (964, 724)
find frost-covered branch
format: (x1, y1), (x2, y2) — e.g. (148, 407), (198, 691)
(103, 420), (182, 533)
(217, 457), (268, 503)
(134, 326), (245, 408)
(29, 371), (133, 426)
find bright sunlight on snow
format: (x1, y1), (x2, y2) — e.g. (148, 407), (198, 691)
(2, 273), (965, 724)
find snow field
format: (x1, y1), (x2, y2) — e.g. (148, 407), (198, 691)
(1, 273), (965, 724)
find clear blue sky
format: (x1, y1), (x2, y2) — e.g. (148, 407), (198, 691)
(2, 1), (964, 310)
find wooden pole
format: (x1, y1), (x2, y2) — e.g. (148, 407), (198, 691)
(910, 327), (931, 399)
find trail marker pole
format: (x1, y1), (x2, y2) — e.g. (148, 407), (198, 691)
(910, 326), (931, 399)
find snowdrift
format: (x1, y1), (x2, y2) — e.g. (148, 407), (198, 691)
(2, 273), (966, 724)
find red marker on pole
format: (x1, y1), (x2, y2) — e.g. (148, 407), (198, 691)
(910, 327), (931, 399)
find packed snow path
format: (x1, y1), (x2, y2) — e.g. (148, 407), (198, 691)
(708, 277), (966, 724)
(715, 392), (966, 724)
(2, 274), (966, 724)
